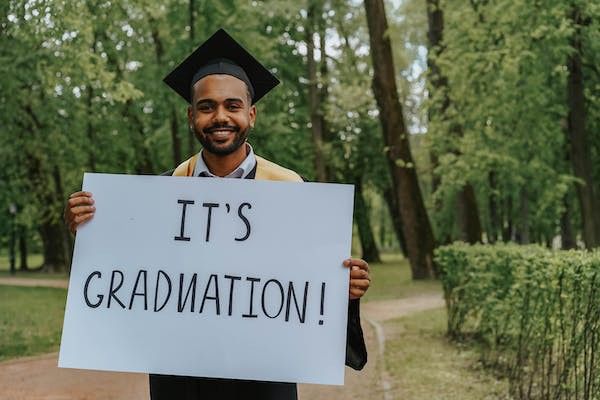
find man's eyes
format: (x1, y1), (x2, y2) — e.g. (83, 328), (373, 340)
(197, 104), (242, 112)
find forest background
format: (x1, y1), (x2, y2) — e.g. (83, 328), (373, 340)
(1, 0), (599, 277)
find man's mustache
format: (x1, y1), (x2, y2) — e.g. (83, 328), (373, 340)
(204, 125), (240, 133)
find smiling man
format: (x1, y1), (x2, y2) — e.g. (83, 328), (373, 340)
(186, 73), (257, 179)
(65, 29), (369, 400)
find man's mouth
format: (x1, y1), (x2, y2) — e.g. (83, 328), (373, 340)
(205, 126), (238, 134)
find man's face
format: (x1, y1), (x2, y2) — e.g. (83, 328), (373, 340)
(188, 74), (256, 156)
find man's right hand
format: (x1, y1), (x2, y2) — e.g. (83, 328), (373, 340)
(64, 191), (95, 234)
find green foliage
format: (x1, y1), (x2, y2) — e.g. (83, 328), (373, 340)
(0, 286), (66, 360)
(436, 243), (600, 399)
(427, 0), (600, 243)
(2, 0), (598, 267)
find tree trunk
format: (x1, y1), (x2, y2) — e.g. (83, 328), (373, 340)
(502, 195), (513, 242)
(21, 104), (70, 272)
(560, 193), (576, 249)
(52, 165), (72, 269)
(187, 0), (198, 157)
(383, 187), (407, 256)
(150, 17), (182, 167)
(39, 222), (68, 272)
(317, 7), (335, 181)
(457, 183), (483, 243)
(426, 0), (443, 229)
(488, 170), (499, 243)
(9, 217), (16, 275)
(86, 86), (97, 171)
(38, 169), (69, 273)
(354, 179), (381, 263)
(189, 0), (195, 45)
(171, 108), (183, 165)
(426, 0), (482, 244)
(306, 1), (328, 182)
(566, 5), (598, 249)
(364, 0), (437, 279)
(516, 187), (530, 244)
(123, 101), (155, 174)
(19, 226), (28, 271)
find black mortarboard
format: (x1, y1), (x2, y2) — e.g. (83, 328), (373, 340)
(163, 29), (280, 105)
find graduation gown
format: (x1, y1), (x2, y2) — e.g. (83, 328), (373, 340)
(150, 154), (367, 400)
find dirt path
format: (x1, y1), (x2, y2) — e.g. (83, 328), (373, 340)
(0, 277), (68, 289)
(0, 354), (148, 400)
(0, 282), (443, 400)
(297, 294), (444, 400)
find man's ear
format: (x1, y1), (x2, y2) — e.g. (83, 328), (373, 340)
(187, 105), (193, 127)
(249, 105), (256, 128)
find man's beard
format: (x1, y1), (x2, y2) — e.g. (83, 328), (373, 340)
(193, 124), (249, 156)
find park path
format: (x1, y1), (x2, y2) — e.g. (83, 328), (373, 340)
(0, 277), (68, 289)
(0, 277), (444, 400)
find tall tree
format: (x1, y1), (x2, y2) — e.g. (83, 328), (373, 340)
(426, 0), (482, 244)
(566, 3), (599, 248)
(364, 0), (437, 279)
(305, 0), (328, 182)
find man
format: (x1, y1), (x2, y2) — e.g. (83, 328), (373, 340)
(65, 29), (370, 399)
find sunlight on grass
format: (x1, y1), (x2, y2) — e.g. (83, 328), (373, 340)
(0, 253), (68, 279)
(364, 253), (442, 302)
(384, 308), (512, 400)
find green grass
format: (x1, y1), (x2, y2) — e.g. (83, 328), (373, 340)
(384, 307), (512, 399)
(0, 285), (67, 361)
(0, 253), (44, 271)
(364, 253), (442, 302)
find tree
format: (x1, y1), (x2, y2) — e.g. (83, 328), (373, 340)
(566, 2), (599, 248)
(425, 0), (482, 244)
(364, 0), (437, 278)
(305, 0), (328, 182)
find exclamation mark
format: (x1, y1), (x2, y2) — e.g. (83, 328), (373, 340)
(318, 282), (325, 325)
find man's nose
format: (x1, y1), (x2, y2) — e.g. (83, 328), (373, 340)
(213, 105), (229, 124)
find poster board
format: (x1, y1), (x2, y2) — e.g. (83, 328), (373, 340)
(58, 173), (354, 385)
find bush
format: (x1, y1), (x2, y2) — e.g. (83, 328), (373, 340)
(436, 243), (600, 399)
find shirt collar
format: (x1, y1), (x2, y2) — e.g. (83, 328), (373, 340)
(193, 143), (256, 179)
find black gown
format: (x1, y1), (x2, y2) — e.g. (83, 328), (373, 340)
(150, 165), (368, 400)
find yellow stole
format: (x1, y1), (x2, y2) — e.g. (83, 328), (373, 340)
(172, 153), (303, 182)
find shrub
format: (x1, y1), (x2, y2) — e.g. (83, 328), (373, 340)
(436, 243), (600, 399)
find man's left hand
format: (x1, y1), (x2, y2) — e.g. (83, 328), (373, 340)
(344, 258), (371, 300)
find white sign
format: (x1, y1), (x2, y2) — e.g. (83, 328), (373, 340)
(59, 173), (354, 385)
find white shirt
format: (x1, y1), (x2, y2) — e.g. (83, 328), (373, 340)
(193, 143), (257, 179)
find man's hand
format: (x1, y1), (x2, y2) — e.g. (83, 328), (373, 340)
(344, 258), (370, 300)
(64, 191), (95, 234)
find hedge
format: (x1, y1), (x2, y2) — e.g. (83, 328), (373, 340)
(436, 243), (600, 399)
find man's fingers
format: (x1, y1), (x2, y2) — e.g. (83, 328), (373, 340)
(350, 269), (370, 280)
(343, 258), (369, 272)
(346, 258), (370, 301)
(350, 279), (370, 290)
(70, 213), (94, 233)
(74, 213), (94, 225)
(65, 192), (95, 234)
(349, 288), (366, 299)
(70, 191), (93, 199)
(70, 205), (96, 215)
(68, 196), (95, 207)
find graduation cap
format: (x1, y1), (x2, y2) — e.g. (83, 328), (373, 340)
(163, 29), (280, 105)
